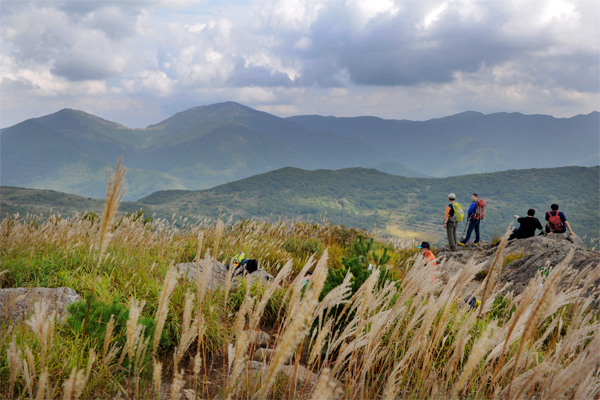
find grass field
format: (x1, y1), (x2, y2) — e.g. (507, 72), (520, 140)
(1, 165), (599, 399)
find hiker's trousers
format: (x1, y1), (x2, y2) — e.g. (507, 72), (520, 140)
(446, 220), (457, 250)
(463, 219), (481, 244)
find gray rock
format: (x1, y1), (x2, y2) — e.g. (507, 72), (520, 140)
(176, 259), (228, 289)
(245, 360), (267, 372)
(0, 287), (81, 321)
(244, 330), (271, 347)
(242, 360), (268, 381)
(175, 260), (275, 289)
(437, 234), (600, 298)
(282, 365), (319, 384)
(253, 348), (291, 364)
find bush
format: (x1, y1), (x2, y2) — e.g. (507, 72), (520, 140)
(66, 296), (172, 353)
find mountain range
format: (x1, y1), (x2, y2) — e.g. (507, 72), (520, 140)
(1, 102), (598, 200)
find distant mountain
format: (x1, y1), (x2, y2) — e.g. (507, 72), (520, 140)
(137, 165), (600, 241)
(2, 102), (598, 200)
(143, 102), (385, 169)
(0, 118), (186, 200)
(369, 161), (431, 178)
(285, 111), (599, 176)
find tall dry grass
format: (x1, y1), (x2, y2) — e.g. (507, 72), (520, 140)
(1, 188), (599, 399)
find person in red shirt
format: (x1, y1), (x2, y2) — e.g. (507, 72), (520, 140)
(418, 241), (437, 281)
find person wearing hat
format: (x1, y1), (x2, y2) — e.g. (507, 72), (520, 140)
(418, 242), (437, 266)
(418, 241), (437, 281)
(444, 193), (458, 250)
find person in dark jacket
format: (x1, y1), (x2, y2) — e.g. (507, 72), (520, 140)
(459, 193), (482, 247)
(509, 209), (544, 240)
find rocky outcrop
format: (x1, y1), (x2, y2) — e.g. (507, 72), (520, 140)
(437, 234), (600, 297)
(0, 287), (81, 321)
(176, 259), (228, 289)
(176, 260), (275, 289)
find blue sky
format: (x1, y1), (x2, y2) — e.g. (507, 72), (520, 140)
(1, 0), (598, 128)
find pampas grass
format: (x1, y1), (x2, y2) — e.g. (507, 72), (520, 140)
(2, 185), (599, 400)
(97, 157), (127, 268)
(153, 265), (180, 354)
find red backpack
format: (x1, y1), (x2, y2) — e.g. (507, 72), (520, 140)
(547, 211), (563, 231)
(474, 199), (486, 220)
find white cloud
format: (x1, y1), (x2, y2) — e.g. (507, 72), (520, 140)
(0, 0), (597, 128)
(294, 36), (312, 49)
(122, 70), (175, 96)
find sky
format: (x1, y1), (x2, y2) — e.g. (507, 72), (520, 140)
(1, 0), (598, 128)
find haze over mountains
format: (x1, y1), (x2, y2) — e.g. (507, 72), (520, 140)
(1, 101), (598, 201)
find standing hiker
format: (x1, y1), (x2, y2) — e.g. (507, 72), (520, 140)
(444, 193), (464, 251)
(509, 209), (545, 240)
(459, 193), (486, 247)
(545, 204), (576, 236)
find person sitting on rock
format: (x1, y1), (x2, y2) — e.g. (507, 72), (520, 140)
(509, 209), (545, 240)
(545, 204), (576, 236)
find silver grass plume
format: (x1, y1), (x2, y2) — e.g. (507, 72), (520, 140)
(97, 157), (127, 268)
(257, 250), (329, 399)
(7, 336), (21, 396)
(153, 264), (180, 353)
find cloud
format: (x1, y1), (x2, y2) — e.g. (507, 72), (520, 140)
(121, 70), (175, 96)
(0, 0), (597, 129)
(281, 0), (598, 89)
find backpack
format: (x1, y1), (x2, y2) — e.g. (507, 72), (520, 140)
(451, 203), (465, 222)
(547, 211), (564, 231)
(232, 259), (259, 277)
(474, 199), (486, 220)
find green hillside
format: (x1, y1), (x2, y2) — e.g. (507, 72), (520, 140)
(3, 166), (598, 243)
(0, 186), (153, 218)
(138, 165), (600, 242)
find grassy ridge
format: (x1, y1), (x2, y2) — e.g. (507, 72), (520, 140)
(139, 165), (600, 241)
(3, 165), (599, 242)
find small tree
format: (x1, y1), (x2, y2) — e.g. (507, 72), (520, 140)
(321, 235), (392, 300)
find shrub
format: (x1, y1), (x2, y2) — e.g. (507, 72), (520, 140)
(66, 296), (172, 352)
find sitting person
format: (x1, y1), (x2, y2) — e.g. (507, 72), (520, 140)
(509, 209), (545, 240)
(545, 204), (576, 236)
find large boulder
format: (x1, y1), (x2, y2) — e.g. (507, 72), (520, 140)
(176, 259), (228, 289)
(176, 260), (274, 289)
(437, 234), (600, 296)
(0, 287), (81, 321)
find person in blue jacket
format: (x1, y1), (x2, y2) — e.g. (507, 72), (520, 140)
(459, 193), (482, 246)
